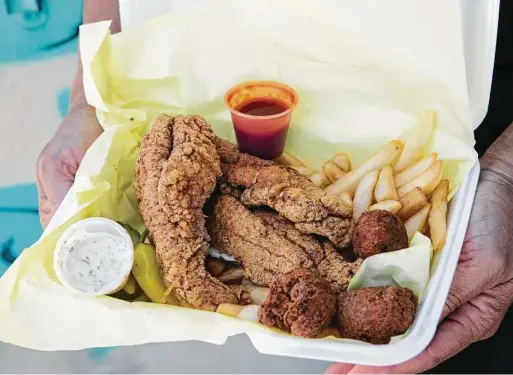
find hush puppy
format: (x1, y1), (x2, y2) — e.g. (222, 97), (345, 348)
(258, 268), (336, 338)
(338, 286), (418, 344)
(353, 210), (408, 259)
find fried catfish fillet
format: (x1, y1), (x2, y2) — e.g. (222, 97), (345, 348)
(135, 115), (247, 311)
(215, 138), (354, 248)
(207, 194), (361, 292)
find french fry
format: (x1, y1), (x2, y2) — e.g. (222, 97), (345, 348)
(331, 153), (351, 172)
(274, 152), (306, 167)
(248, 285), (270, 305)
(423, 165), (443, 196)
(293, 166), (315, 177)
(394, 110), (436, 173)
(207, 258), (226, 277)
(217, 303), (243, 317)
(218, 266), (244, 283)
(340, 191), (353, 207)
(421, 219), (429, 234)
(405, 204), (431, 241)
(397, 160), (443, 197)
(397, 188), (428, 221)
(310, 172), (330, 188)
(353, 170), (379, 221)
(240, 280), (270, 305)
(324, 161), (346, 183)
(237, 305), (260, 322)
(429, 180), (449, 251)
(317, 327), (341, 339)
(216, 304), (259, 322)
(395, 153), (438, 188)
(374, 166), (398, 202)
(369, 200), (402, 214)
(326, 141), (404, 197)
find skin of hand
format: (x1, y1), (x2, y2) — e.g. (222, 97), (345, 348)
(36, 100), (102, 228)
(327, 125), (513, 374)
(36, 0), (121, 228)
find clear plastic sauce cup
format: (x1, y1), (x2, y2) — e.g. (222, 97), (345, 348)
(225, 80), (299, 159)
(53, 217), (135, 296)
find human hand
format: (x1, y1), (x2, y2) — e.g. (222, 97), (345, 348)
(327, 128), (513, 374)
(36, 104), (102, 228)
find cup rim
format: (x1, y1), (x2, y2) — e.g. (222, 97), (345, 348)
(53, 217), (135, 297)
(224, 80), (299, 121)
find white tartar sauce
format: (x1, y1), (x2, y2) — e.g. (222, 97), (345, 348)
(54, 218), (134, 295)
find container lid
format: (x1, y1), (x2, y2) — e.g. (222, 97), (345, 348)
(119, 0), (500, 131)
(53, 217), (135, 296)
(460, 0), (500, 129)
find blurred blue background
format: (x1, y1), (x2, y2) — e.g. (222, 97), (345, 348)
(0, 0), (81, 274)
(0, 0), (114, 362)
(0, 0), (81, 63)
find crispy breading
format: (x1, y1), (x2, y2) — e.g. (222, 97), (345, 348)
(207, 195), (314, 286)
(135, 115), (247, 311)
(216, 143), (353, 247)
(338, 286), (418, 344)
(253, 209), (361, 292)
(258, 268), (337, 338)
(207, 195), (361, 292)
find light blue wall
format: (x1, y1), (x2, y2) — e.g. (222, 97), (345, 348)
(0, 0), (116, 359)
(0, 0), (82, 64)
(0, 0), (82, 273)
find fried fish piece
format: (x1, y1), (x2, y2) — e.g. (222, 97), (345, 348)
(253, 209), (361, 293)
(135, 115), (247, 311)
(216, 140), (354, 248)
(207, 195), (361, 292)
(207, 195), (314, 286)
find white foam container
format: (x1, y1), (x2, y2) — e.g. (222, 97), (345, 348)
(45, 0), (500, 366)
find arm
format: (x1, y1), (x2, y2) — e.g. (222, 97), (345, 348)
(327, 124), (513, 374)
(37, 0), (121, 227)
(71, 0), (121, 108)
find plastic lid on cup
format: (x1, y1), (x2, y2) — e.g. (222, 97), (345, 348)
(53, 217), (135, 296)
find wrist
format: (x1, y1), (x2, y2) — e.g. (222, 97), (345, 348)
(69, 71), (87, 110)
(481, 123), (513, 181)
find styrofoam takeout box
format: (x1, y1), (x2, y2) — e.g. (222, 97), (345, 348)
(44, 0), (500, 366)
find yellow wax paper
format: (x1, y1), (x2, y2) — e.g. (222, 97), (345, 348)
(0, 0), (477, 358)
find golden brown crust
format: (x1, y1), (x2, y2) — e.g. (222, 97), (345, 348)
(338, 286), (418, 344)
(207, 195), (314, 286)
(258, 268), (337, 338)
(135, 115), (244, 311)
(207, 195), (360, 292)
(216, 144), (353, 248)
(253, 210), (361, 292)
(353, 210), (408, 259)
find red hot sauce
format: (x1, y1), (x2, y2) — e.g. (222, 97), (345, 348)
(225, 81), (299, 160)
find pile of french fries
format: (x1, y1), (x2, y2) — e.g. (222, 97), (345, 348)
(277, 110), (449, 252)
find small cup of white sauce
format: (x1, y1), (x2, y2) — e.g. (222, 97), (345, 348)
(54, 217), (135, 296)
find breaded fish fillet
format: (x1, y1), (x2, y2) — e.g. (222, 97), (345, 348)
(215, 139), (354, 248)
(207, 194), (361, 292)
(135, 115), (247, 311)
